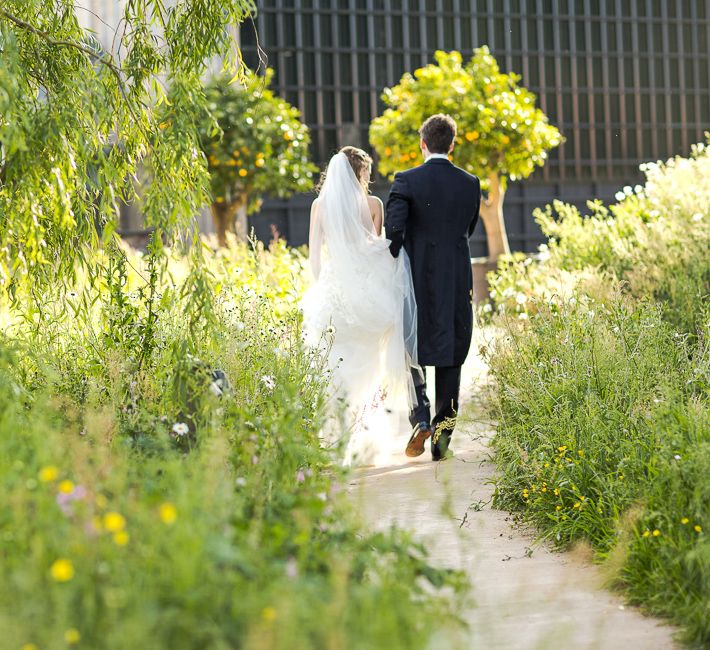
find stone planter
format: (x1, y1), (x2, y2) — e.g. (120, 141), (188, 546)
(471, 256), (498, 305)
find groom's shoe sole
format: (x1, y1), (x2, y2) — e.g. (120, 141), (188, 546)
(405, 426), (432, 457)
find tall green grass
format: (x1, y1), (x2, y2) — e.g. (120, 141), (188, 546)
(487, 141), (710, 646)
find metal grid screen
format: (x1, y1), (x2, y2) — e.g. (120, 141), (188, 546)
(241, 0), (709, 174)
(239, 1), (710, 252)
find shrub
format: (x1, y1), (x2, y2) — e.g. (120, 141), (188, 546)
(489, 140), (710, 336)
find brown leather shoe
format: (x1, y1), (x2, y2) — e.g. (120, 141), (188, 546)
(405, 422), (432, 457)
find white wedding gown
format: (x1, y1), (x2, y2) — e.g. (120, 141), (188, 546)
(300, 152), (420, 465)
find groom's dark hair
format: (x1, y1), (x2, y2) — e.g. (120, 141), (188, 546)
(419, 114), (457, 153)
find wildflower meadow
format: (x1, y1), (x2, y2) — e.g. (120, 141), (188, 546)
(0, 238), (465, 649)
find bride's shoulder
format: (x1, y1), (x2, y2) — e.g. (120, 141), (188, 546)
(366, 195), (383, 209)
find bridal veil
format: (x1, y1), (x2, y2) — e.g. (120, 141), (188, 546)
(301, 151), (420, 424)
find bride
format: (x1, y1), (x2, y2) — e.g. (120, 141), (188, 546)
(300, 146), (420, 465)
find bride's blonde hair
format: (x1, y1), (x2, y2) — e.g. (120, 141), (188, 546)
(317, 146), (373, 193)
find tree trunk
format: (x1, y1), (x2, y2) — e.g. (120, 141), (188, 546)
(478, 173), (511, 261)
(210, 195), (247, 247)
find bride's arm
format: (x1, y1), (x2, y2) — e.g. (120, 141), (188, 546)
(308, 198), (323, 279)
(368, 196), (384, 236)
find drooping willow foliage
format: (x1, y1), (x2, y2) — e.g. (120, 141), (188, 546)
(0, 0), (255, 294)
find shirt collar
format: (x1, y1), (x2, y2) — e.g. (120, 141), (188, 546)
(425, 153), (450, 162)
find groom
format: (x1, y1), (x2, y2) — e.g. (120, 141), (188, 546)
(385, 114), (481, 461)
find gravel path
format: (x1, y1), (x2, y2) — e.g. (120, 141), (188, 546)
(349, 333), (678, 649)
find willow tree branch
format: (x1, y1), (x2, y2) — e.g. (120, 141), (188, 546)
(0, 8), (124, 81)
(0, 7), (152, 153)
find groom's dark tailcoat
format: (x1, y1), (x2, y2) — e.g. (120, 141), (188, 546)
(385, 158), (481, 447)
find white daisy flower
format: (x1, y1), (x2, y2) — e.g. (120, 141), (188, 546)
(171, 422), (189, 437)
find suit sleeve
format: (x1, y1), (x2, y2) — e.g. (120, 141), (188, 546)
(468, 180), (482, 239)
(385, 172), (411, 258)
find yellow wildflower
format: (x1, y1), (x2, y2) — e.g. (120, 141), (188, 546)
(553, 488), (560, 496)
(238, 169), (248, 177)
(694, 525), (702, 533)
(465, 130), (479, 141)
(558, 445), (567, 452)
(501, 135), (510, 144)
(384, 147), (392, 156)
(578, 450), (584, 457)
(262, 606), (277, 622)
(573, 502), (580, 509)
(159, 502), (178, 525)
(64, 628), (81, 645)
(255, 158), (265, 168)
(103, 512), (126, 532)
(50, 558), (74, 582)
(113, 531), (129, 546)
(38, 466), (59, 482)
(555, 505), (562, 511)
(21, 644), (38, 650)
(681, 517), (689, 525)
(544, 462), (550, 468)
(619, 474), (625, 480)
(579, 495), (586, 501)
(58, 480), (75, 494)
(652, 529), (661, 537)
(642, 530), (650, 537)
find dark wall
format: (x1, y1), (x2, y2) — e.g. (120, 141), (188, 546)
(249, 177), (632, 256)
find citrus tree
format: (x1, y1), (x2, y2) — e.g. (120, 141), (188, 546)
(370, 48), (563, 260)
(199, 69), (317, 246)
